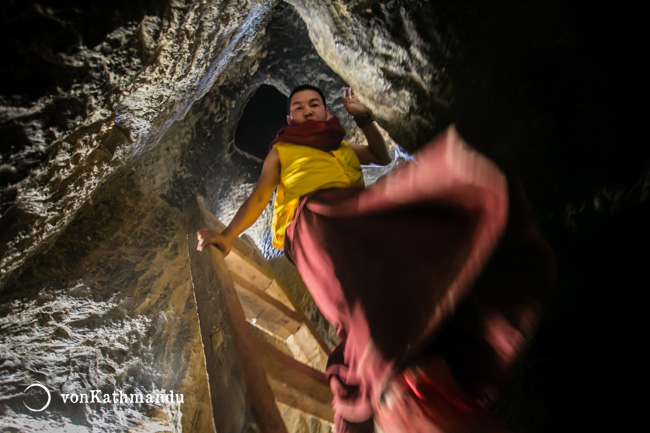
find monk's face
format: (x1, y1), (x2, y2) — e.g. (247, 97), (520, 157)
(287, 90), (330, 125)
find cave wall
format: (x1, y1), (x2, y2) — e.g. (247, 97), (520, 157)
(1, 0), (648, 432)
(0, 0), (278, 290)
(0, 171), (214, 432)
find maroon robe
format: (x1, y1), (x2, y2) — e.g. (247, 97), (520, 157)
(282, 125), (555, 432)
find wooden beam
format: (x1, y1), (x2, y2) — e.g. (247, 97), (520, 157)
(254, 335), (335, 423)
(186, 195), (288, 433)
(225, 251), (295, 310)
(232, 268), (330, 371)
(227, 248), (331, 356)
(285, 324), (330, 371)
(233, 278), (302, 340)
(232, 273), (305, 325)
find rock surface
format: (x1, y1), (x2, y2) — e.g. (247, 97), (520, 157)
(0, 170), (214, 432)
(1, 0), (277, 290)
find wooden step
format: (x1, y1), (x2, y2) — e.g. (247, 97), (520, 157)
(255, 335), (334, 423)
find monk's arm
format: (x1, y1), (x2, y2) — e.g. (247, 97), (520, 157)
(196, 147), (281, 255)
(349, 121), (391, 166)
(342, 87), (391, 166)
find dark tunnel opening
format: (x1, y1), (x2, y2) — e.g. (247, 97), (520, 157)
(234, 85), (288, 160)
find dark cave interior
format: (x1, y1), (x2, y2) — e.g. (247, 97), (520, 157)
(235, 84), (288, 161)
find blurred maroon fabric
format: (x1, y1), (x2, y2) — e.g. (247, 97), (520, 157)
(284, 126), (555, 432)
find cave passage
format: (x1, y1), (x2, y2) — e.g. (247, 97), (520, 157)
(234, 84), (288, 160)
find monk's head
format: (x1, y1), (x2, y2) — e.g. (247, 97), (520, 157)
(287, 84), (330, 125)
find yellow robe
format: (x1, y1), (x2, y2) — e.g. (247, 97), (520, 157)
(271, 141), (364, 249)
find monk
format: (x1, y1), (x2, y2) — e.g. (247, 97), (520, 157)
(197, 85), (555, 433)
(196, 85), (391, 256)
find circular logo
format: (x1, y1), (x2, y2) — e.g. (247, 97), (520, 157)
(23, 384), (51, 412)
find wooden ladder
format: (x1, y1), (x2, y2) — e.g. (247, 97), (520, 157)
(185, 195), (334, 433)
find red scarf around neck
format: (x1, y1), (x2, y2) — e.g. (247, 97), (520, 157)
(269, 116), (346, 152)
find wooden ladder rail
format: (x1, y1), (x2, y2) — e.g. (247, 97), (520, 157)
(185, 195), (334, 432)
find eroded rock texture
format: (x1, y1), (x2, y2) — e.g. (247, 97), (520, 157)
(0, 171), (213, 432)
(1, 0), (648, 432)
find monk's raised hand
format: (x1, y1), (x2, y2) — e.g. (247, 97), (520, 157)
(343, 87), (369, 117)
